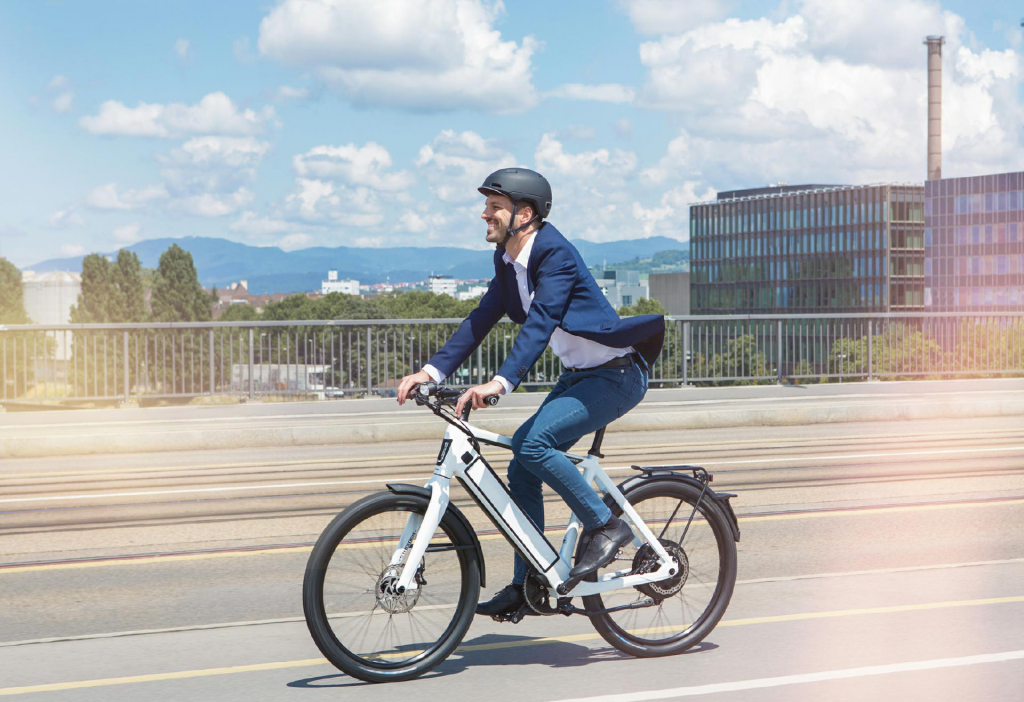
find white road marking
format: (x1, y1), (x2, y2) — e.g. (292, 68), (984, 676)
(4, 558), (1022, 647)
(3, 444), (1022, 505)
(551, 650), (1024, 702)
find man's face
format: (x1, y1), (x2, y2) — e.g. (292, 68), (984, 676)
(481, 193), (533, 244)
(481, 194), (513, 244)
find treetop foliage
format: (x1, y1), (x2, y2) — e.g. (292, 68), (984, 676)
(0, 257), (29, 324)
(70, 250), (148, 324)
(150, 244), (212, 323)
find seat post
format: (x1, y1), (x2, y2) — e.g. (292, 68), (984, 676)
(588, 427), (606, 458)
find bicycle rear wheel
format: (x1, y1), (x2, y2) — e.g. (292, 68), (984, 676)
(581, 479), (737, 657)
(303, 491), (480, 683)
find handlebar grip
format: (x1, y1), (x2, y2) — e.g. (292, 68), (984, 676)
(484, 394), (499, 406)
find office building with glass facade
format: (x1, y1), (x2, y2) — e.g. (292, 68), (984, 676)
(690, 184), (925, 313)
(924, 170), (1024, 311)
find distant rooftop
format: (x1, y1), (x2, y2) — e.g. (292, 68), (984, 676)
(717, 184), (841, 200)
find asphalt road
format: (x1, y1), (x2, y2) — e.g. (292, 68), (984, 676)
(1, 415), (1023, 700)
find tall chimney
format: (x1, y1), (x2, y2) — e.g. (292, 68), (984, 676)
(924, 36), (944, 181)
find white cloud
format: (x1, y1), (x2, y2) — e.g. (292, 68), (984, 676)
(535, 133), (638, 178)
(293, 142), (413, 191)
(798, 0), (948, 68)
(48, 209), (85, 228)
(171, 188), (256, 218)
(416, 130), (517, 203)
(276, 85), (310, 101)
(618, 0), (733, 35)
(48, 75), (69, 90)
(112, 223), (142, 243)
(398, 208), (450, 234)
(174, 37), (191, 61)
(632, 182), (716, 236)
(159, 136), (270, 195)
(80, 92), (276, 138)
(634, 3), (1024, 187)
(230, 211), (292, 236)
(614, 118), (633, 139)
(285, 178), (384, 226)
(60, 243), (85, 256)
(547, 83), (635, 104)
(531, 134), (643, 243)
(52, 92), (74, 113)
(258, 0), (537, 112)
(275, 232), (315, 251)
(86, 183), (169, 210)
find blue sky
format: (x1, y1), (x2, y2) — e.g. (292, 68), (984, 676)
(1, 0), (1021, 268)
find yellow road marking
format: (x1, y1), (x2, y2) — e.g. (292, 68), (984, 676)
(4, 496), (1024, 575)
(3, 427), (1019, 480)
(2, 594), (1022, 696)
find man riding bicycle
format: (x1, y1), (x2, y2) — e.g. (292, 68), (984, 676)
(397, 168), (664, 618)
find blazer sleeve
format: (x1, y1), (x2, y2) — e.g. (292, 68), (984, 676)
(425, 275), (506, 379)
(495, 244), (575, 389)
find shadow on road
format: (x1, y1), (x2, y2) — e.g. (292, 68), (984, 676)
(287, 635), (718, 689)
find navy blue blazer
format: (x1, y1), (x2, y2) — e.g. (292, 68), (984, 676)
(427, 223), (665, 389)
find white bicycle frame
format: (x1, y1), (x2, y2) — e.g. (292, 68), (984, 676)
(393, 420), (678, 597)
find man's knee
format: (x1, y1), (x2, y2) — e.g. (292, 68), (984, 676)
(513, 432), (551, 471)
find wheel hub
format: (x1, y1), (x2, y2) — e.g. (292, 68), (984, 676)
(632, 538), (689, 600)
(376, 564), (422, 614)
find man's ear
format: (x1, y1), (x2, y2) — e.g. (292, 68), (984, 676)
(518, 202), (535, 224)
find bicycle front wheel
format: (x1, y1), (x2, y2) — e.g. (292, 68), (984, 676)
(303, 491), (481, 683)
(582, 479), (737, 657)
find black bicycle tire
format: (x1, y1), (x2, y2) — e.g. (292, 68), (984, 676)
(302, 491), (481, 683)
(581, 479), (737, 658)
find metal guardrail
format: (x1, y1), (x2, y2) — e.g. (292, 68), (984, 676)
(1, 313), (1022, 405)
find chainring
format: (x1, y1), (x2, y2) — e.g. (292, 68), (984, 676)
(523, 571), (559, 615)
(631, 538), (689, 601)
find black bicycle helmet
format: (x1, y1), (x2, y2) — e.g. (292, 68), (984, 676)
(478, 168), (552, 220)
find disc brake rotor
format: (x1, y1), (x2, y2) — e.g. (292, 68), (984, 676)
(632, 539), (689, 601)
(376, 563), (422, 614)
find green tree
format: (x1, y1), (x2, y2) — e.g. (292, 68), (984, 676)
(69, 249), (147, 323)
(151, 244), (211, 322)
(70, 254), (117, 323)
(0, 257), (29, 324)
(112, 249), (147, 322)
(617, 297), (666, 316)
(218, 303), (260, 322)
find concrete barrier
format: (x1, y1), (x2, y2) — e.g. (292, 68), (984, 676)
(3, 382), (1023, 459)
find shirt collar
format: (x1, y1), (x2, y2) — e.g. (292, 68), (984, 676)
(501, 231), (536, 271)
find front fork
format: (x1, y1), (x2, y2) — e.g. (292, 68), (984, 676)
(393, 476), (450, 592)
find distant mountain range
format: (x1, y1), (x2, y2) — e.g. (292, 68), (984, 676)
(26, 235), (688, 294)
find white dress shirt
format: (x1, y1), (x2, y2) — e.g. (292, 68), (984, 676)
(424, 232), (632, 394)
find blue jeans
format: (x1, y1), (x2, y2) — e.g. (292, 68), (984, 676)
(507, 358), (648, 584)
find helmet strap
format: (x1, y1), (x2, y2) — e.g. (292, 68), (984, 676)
(500, 201), (538, 248)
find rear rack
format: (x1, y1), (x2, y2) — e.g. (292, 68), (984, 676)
(631, 464), (711, 484)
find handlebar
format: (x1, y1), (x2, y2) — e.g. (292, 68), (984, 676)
(415, 382), (499, 410)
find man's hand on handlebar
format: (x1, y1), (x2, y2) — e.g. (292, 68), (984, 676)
(454, 380), (505, 417)
(396, 369), (432, 405)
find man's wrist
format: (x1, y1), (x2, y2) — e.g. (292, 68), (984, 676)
(492, 375), (513, 395)
(422, 364), (444, 383)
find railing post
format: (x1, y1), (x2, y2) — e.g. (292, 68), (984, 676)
(867, 318), (874, 381)
(208, 328), (215, 395)
(123, 331), (130, 402)
(366, 326), (373, 395)
(475, 345), (483, 385)
(682, 320), (690, 386)
(247, 328), (255, 401)
(776, 319), (783, 383)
